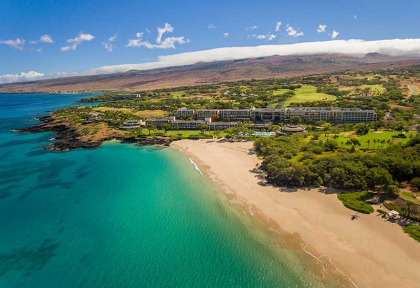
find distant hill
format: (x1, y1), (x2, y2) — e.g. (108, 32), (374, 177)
(1, 54), (420, 93)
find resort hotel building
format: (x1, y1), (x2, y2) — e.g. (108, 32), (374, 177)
(145, 116), (238, 130)
(175, 107), (377, 123)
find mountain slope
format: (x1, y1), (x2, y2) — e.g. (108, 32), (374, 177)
(1, 54), (419, 93)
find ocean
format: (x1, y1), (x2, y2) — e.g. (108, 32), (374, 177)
(0, 93), (329, 287)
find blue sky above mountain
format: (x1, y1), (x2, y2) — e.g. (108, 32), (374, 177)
(1, 0), (420, 83)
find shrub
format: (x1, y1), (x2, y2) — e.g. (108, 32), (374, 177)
(376, 209), (387, 216)
(337, 191), (374, 214)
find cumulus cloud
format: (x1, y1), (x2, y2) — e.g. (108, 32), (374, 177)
(30, 34), (53, 44)
(102, 34), (117, 52)
(157, 23), (173, 44)
(354, 15), (357, 19)
(317, 24), (327, 33)
(275, 22), (282, 32)
(245, 25), (258, 31)
(252, 33), (276, 41)
(0, 38), (25, 50)
(224, 33), (229, 37)
(3, 39), (420, 84)
(286, 26), (304, 37)
(0, 71), (44, 84)
(331, 30), (340, 39)
(127, 23), (189, 49)
(208, 24), (217, 30)
(61, 33), (95, 51)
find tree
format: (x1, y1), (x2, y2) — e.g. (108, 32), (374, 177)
(197, 123), (208, 135)
(385, 185), (399, 196)
(410, 177), (420, 190)
(355, 123), (369, 135)
(366, 167), (393, 190)
(146, 124), (155, 135)
(291, 116), (301, 125)
(161, 123), (171, 134)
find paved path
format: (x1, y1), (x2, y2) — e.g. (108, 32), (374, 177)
(408, 85), (418, 96)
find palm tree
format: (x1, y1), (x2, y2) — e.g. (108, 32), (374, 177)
(367, 139), (370, 149)
(403, 201), (417, 218)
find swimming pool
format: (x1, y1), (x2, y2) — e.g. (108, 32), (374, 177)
(244, 132), (273, 136)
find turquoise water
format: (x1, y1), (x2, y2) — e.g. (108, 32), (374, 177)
(0, 94), (324, 287)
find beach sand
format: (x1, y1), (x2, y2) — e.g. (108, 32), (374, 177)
(171, 139), (420, 288)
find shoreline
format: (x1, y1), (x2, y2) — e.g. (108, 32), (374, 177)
(171, 139), (420, 288)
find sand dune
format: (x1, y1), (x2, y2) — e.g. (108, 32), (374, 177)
(171, 139), (420, 288)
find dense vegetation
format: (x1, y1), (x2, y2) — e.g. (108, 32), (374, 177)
(255, 134), (420, 190)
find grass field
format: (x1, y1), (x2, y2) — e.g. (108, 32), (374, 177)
(318, 131), (415, 149)
(138, 129), (227, 139)
(403, 225), (420, 242)
(338, 84), (385, 95)
(399, 191), (420, 205)
(93, 107), (168, 119)
(93, 107), (132, 113)
(134, 110), (168, 118)
(272, 89), (290, 95)
(337, 191), (374, 214)
(284, 85), (336, 106)
(171, 92), (185, 98)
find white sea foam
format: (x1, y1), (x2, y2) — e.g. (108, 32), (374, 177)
(189, 158), (203, 175)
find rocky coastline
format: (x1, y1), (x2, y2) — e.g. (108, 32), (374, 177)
(18, 116), (172, 151)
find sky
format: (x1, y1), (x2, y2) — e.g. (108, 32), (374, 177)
(1, 0), (420, 83)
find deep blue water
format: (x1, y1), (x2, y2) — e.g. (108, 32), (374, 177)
(0, 93), (327, 287)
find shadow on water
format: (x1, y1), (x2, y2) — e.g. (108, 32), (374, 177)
(0, 134), (52, 149)
(0, 239), (60, 277)
(0, 185), (17, 200)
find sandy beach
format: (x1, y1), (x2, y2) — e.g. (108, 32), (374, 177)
(171, 139), (420, 288)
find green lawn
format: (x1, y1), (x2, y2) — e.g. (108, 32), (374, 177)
(284, 85), (336, 106)
(171, 92), (185, 98)
(399, 191), (420, 205)
(319, 131), (415, 149)
(337, 191), (374, 214)
(272, 89), (290, 95)
(403, 225), (420, 242)
(148, 130), (227, 139)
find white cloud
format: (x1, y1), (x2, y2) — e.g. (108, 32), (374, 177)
(286, 26), (304, 37)
(80, 39), (420, 75)
(331, 30), (340, 39)
(317, 24), (327, 33)
(127, 24), (189, 49)
(208, 24), (217, 30)
(157, 23), (173, 44)
(0, 38), (25, 50)
(0, 71), (44, 84)
(224, 32), (229, 37)
(30, 34), (54, 44)
(275, 22), (282, 32)
(354, 15), (357, 19)
(252, 33), (276, 41)
(245, 25), (258, 31)
(102, 34), (117, 52)
(4, 39), (420, 84)
(61, 32), (94, 51)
